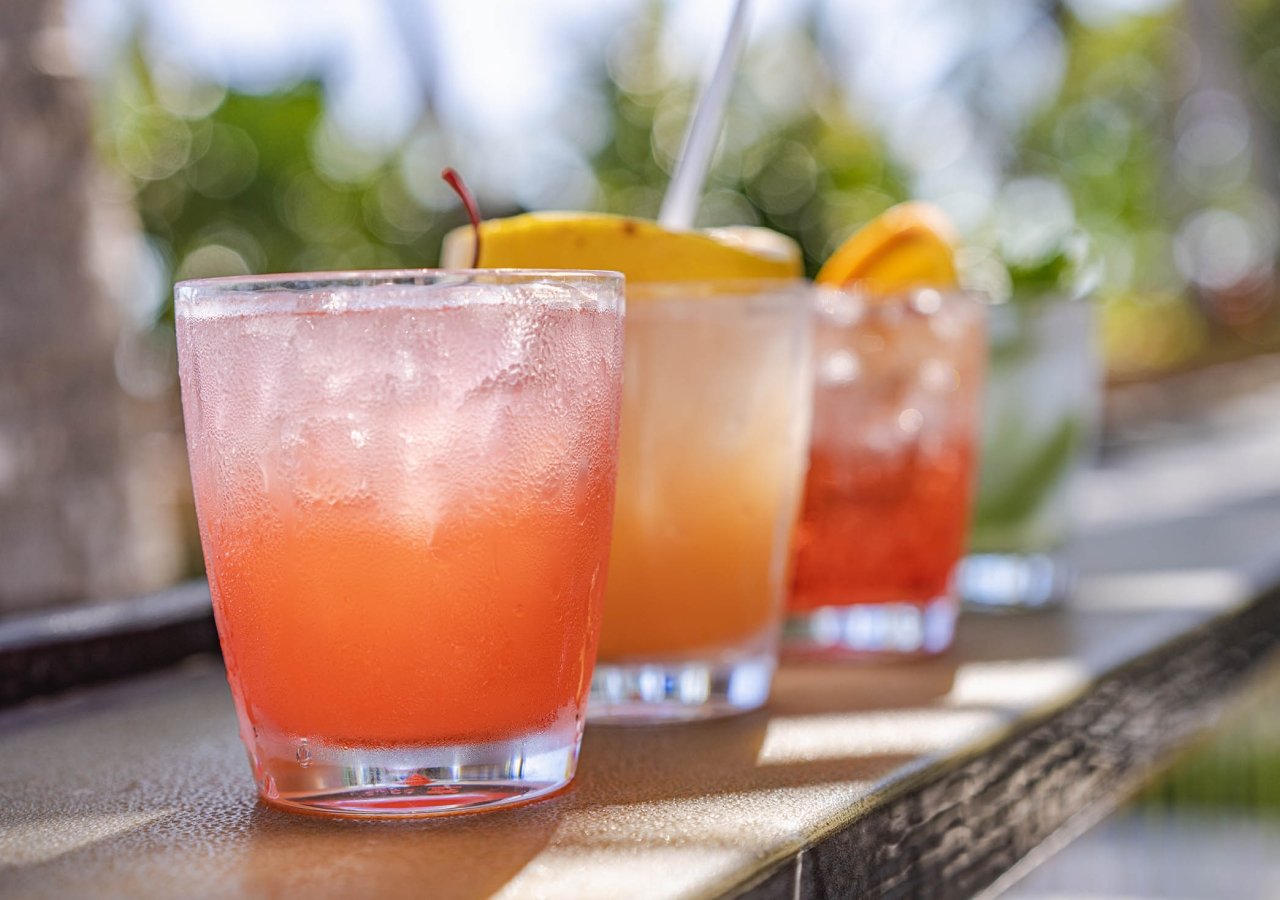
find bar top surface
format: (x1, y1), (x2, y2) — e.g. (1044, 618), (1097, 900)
(3, 377), (1280, 899)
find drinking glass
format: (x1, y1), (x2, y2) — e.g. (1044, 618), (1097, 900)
(176, 270), (624, 817)
(786, 287), (986, 657)
(588, 280), (812, 722)
(960, 295), (1100, 610)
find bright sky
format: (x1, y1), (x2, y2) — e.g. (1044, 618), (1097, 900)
(66, 0), (1175, 235)
(69, 0), (818, 150)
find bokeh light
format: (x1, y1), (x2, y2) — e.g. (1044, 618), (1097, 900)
(67, 0), (1280, 373)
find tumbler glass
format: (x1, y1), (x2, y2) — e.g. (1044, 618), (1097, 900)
(787, 287), (986, 657)
(589, 279), (812, 721)
(177, 270), (624, 817)
(960, 295), (1100, 610)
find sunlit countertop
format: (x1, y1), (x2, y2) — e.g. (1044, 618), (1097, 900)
(3, 373), (1280, 899)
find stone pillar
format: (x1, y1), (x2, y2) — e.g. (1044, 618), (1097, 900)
(0, 0), (182, 613)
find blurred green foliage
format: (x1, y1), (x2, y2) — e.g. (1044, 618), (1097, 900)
(591, 11), (907, 279)
(103, 42), (469, 319)
(1242, 2), (1280, 147)
(1139, 676), (1280, 815)
(95, 2), (1280, 376)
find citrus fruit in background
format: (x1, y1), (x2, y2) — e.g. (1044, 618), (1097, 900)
(441, 212), (802, 283)
(816, 201), (959, 293)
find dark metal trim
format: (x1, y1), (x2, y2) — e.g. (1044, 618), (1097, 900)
(0, 581), (218, 708)
(731, 588), (1280, 900)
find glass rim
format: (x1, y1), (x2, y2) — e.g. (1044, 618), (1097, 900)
(810, 284), (988, 324)
(808, 286), (988, 322)
(810, 284), (989, 305)
(983, 290), (1098, 310)
(626, 277), (807, 298)
(175, 267), (624, 295)
(625, 278), (810, 314)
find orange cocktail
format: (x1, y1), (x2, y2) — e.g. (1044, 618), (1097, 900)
(177, 270), (624, 817)
(592, 282), (812, 721)
(212, 496), (614, 748)
(440, 214), (813, 721)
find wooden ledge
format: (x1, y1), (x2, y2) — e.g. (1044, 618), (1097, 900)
(4, 380), (1280, 898)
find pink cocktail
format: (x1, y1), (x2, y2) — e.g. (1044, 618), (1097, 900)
(177, 270), (624, 817)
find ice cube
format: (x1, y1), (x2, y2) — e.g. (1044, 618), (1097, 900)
(277, 412), (375, 506)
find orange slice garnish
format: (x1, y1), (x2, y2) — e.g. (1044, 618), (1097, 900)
(441, 213), (802, 284)
(816, 202), (959, 293)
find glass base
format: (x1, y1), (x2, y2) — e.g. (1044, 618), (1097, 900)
(783, 595), (957, 658)
(245, 717), (581, 818)
(958, 552), (1073, 612)
(588, 651), (775, 724)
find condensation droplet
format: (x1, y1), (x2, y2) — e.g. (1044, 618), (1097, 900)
(295, 739), (312, 768)
(912, 288), (943, 315)
(819, 350), (861, 386)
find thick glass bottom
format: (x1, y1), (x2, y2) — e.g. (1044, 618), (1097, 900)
(958, 551), (1073, 612)
(783, 595), (957, 658)
(244, 716), (581, 818)
(588, 650), (775, 724)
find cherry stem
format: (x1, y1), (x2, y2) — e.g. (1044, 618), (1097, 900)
(441, 167), (482, 268)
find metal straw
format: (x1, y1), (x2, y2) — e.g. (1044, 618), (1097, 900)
(658, 0), (753, 230)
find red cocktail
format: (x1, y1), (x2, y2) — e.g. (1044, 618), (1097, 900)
(787, 288), (985, 656)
